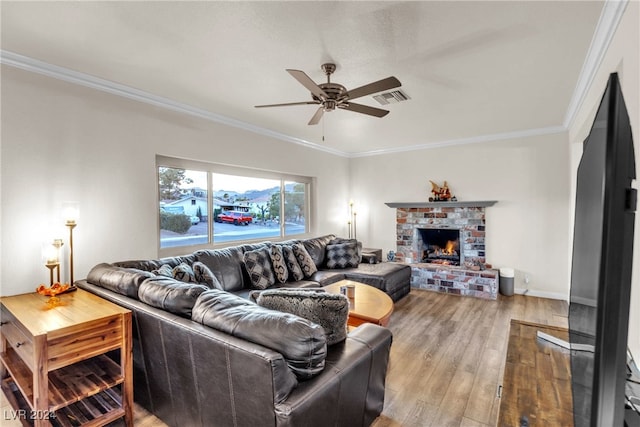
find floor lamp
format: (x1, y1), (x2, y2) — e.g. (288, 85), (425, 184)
(63, 202), (79, 285)
(348, 201), (357, 240)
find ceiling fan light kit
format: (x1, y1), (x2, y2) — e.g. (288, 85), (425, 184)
(255, 63), (402, 125)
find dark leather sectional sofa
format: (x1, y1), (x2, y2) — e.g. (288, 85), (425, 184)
(76, 235), (411, 427)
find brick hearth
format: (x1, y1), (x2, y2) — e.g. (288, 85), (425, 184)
(386, 201), (498, 299)
(410, 263), (498, 299)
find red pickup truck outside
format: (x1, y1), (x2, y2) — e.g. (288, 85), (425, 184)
(217, 211), (253, 225)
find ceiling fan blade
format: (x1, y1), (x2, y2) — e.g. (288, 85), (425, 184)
(308, 106), (325, 125)
(255, 101), (318, 108)
(340, 102), (389, 118)
(344, 76), (401, 100)
(287, 69), (329, 99)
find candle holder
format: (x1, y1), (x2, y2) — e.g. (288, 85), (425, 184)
(52, 238), (63, 283)
(42, 241), (61, 286)
(45, 261), (59, 286)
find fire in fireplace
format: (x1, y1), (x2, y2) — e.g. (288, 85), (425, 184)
(418, 228), (462, 265)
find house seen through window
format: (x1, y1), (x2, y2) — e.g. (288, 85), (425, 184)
(158, 161), (311, 250)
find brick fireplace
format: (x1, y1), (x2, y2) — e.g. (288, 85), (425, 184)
(385, 201), (498, 299)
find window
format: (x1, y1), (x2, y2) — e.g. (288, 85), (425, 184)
(159, 167), (208, 249)
(284, 180), (307, 236)
(157, 156), (312, 252)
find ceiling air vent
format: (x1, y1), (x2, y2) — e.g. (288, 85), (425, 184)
(373, 89), (411, 105)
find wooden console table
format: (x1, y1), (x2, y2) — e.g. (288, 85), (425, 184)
(498, 320), (573, 426)
(0, 289), (133, 426)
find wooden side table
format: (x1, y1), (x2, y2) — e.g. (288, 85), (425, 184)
(361, 248), (383, 264)
(0, 289), (133, 427)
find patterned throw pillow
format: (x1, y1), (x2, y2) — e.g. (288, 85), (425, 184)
(281, 245), (304, 281)
(243, 248), (276, 289)
(329, 238), (362, 263)
(192, 261), (223, 290)
(153, 264), (173, 277)
(256, 289), (349, 345)
(292, 243), (318, 278)
(172, 263), (196, 283)
(269, 245), (288, 283)
(326, 241), (360, 269)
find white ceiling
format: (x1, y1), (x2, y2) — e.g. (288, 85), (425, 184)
(1, 1), (606, 156)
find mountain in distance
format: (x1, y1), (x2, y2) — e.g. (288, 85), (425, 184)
(214, 184), (294, 203)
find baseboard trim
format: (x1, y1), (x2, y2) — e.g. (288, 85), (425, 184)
(514, 287), (568, 302)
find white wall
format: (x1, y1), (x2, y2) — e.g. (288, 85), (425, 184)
(568, 1), (639, 360)
(0, 66), (350, 296)
(350, 132), (571, 300)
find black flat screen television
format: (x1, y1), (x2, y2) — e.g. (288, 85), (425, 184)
(568, 72), (637, 426)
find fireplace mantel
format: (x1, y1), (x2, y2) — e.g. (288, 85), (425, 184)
(385, 201), (497, 208)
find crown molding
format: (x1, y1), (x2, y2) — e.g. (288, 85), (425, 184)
(349, 125), (567, 158)
(562, 0), (628, 130)
(0, 50), (348, 158)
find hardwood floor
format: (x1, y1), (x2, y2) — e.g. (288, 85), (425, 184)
(0, 289), (568, 427)
(372, 289), (568, 427)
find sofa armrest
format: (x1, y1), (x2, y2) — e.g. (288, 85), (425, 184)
(275, 323), (392, 427)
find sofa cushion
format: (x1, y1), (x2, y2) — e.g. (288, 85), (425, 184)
(153, 264), (173, 277)
(302, 234), (336, 268)
(343, 262), (412, 301)
(255, 289), (349, 345)
(195, 247), (246, 292)
(138, 276), (209, 317)
(292, 243), (318, 278)
(114, 254), (198, 272)
(192, 289), (327, 380)
(308, 270), (347, 286)
(192, 261), (223, 290)
(86, 263), (154, 299)
(326, 241), (360, 269)
(244, 248), (276, 289)
(281, 245), (304, 281)
(172, 263), (196, 283)
(269, 245), (289, 284)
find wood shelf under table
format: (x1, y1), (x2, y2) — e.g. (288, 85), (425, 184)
(1, 349), (124, 412)
(2, 376), (125, 427)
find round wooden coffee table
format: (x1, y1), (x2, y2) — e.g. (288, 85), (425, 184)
(324, 280), (394, 328)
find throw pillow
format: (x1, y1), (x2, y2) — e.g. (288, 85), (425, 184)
(172, 263), (196, 283)
(153, 264), (173, 278)
(269, 245), (288, 283)
(326, 241), (360, 269)
(281, 245), (304, 281)
(243, 248), (276, 289)
(192, 261), (223, 290)
(292, 243), (318, 278)
(329, 238), (363, 263)
(255, 289), (349, 345)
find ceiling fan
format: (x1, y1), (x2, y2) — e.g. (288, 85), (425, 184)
(255, 63), (401, 125)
